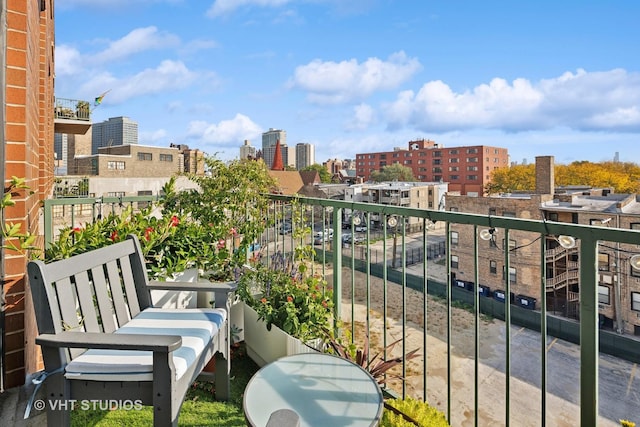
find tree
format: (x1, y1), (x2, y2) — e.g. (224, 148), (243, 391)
(370, 163), (415, 182)
(301, 164), (332, 183)
(486, 161), (640, 195)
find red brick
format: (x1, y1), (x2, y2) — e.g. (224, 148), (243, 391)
(7, 0), (28, 13)
(6, 29), (27, 50)
(5, 86), (26, 104)
(5, 67), (26, 86)
(4, 331), (26, 353)
(7, 11), (27, 31)
(5, 124), (26, 141)
(6, 104), (26, 122)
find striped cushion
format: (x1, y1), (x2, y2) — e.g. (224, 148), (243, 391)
(64, 308), (226, 381)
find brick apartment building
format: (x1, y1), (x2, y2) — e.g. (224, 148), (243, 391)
(447, 156), (640, 336)
(1, 0), (56, 389)
(72, 144), (185, 177)
(355, 138), (509, 195)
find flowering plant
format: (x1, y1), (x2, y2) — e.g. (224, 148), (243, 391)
(46, 158), (276, 281)
(237, 251), (334, 342)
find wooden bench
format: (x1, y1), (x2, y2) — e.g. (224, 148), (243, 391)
(27, 234), (235, 427)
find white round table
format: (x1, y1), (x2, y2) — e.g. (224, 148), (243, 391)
(243, 352), (383, 427)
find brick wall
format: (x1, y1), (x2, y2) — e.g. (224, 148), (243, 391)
(3, 0), (55, 388)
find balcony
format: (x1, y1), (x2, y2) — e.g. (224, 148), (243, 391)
(54, 97), (91, 134)
(41, 194), (640, 426)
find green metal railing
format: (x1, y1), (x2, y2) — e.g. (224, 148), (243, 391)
(41, 194), (640, 426)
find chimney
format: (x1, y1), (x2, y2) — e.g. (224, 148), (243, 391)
(535, 156), (554, 195)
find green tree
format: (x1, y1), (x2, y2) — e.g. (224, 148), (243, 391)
(370, 163), (415, 182)
(301, 164), (332, 183)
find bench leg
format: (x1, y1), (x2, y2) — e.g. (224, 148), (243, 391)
(45, 372), (72, 426)
(214, 352), (230, 400)
(153, 352), (179, 427)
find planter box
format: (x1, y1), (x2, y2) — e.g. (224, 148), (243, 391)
(243, 303), (320, 367)
(150, 268), (198, 309)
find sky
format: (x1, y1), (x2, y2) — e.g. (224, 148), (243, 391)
(55, 0), (640, 166)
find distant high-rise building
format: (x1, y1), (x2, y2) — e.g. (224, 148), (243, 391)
(280, 143), (296, 169)
(240, 139), (257, 159)
(91, 116), (138, 154)
(295, 143), (315, 170)
(262, 128), (286, 169)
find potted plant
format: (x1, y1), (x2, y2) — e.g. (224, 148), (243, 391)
(237, 243), (334, 366)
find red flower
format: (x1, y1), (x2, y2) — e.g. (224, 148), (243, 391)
(170, 216), (179, 227)
(72, 227), (81, 233)
(229, 227), (237, 236)
(322, 301), (328, 308)
(260, 298), (267, 304)
(217, 239), (226, 250)
(109, 231), (118, 241)
(144, 227), (154, 241)
(287, 296), (293, 303)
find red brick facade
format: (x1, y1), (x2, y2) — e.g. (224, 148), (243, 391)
(355, 139), (509, 195)
(2, 0), (55, 388)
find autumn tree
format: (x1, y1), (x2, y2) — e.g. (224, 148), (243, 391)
(484, 164), (535, 194)
(486, 161), (640, 195)
(370, 163), (415, 182)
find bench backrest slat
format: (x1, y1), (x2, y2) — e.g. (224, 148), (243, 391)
(91, 265), (117, 333)
(119, 256), (141, 318)
(74, 270), (100, 333)
(28, 235), (152, 366)
(105, 259), (132, 325)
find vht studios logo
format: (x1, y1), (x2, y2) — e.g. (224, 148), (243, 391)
(33, 399), (143, 411)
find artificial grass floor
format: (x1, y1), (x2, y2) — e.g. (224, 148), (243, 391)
(70, 344), (259, 427)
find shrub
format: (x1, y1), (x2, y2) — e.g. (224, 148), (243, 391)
(382, 397), (449, 427)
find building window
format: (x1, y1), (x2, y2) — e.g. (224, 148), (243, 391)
(598, 253), (610, 271)
(404, 152), (412, 157)
(107, 161), (125, 170)
(467, 157), (478, 162)
(418, 159), (425, 164)
(404, 160), (412, 165)
(449, 166), (459, 172)
(503, 267), (517, 284)
(451, 255), (459, 269)
(434, 175), (442, 181)
(631, 223), (640, 230)
(547, 212), (558, 221)
(598, 285), (610, 305)
(433, 159), (441, 165)
(449, 149), (458, 155)
(138, 152), (152, 161)
(467, 166), (478, 171)
(451, 231), (459, 246)
(107, 191), (126, 197)
(632, 292), (640, 311)
(467, 148), (478, 154)
(433, 167), (442, 173)
(449, 207), (459, 212)
(392, 153), (400, 158)
(159, 154), (173, 162)
(489, 208), (496, 216)
(450, 175), (459, 180)
(434, 151), (442, 157)
(502, 239), (517, 251)
(503, 211), (516, 218)
(466, 175), (478, 180)
(379, 154), (387, 159)
(490, 260), (497, 274)
(449, 158), (458, 163)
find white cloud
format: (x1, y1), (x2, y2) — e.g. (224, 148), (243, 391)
(289, 51), (422, 104)
(79, 60), (218, 103)
(139, 129), (168, 144)
(344, 103), (375, 131)
(90, 27), (180, 64)
(55, 45), (84, 76)
(207, 0), (292, 18)
(187, 114), (263, 145)
(383, 68), (640, 133)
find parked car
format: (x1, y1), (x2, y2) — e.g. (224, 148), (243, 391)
(355, 225), (367, 232)
(279, 223), (292, 234)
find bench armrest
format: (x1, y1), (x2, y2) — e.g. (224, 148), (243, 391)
(36, 331), (182, 353)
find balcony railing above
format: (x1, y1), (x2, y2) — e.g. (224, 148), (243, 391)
(54, 97), (91, 134)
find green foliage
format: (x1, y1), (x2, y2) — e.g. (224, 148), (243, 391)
(1, 176), (39, 257)
(46, 157), (276, 280)
(382, 397), (449, 427)
(236, 200), (334, 342)
(301, 163), (332, 183)
(371, 163), (416, 182)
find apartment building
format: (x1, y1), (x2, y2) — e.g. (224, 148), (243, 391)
(72, 144), (184, 177)
(1, 0), (56, 389)
(295, 143), (315, 170)
(355, 138), (509, 195)
(262, 128), (286, 169)
(240, 139), (257, 160)
(447, 156), (640, 336)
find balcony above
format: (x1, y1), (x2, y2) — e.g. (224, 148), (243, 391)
(54, 97), (91, 134)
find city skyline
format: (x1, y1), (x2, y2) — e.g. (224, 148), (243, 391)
(55, 1), (640, 166)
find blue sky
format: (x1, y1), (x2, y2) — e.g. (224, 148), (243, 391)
(55, 0), (640, 166)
